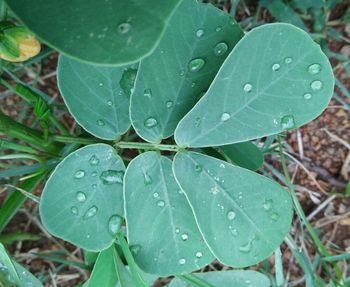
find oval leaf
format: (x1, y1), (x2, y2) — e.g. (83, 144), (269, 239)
(40, 144), (125, 251)
(130, 0), (243, 143)
(57, 55), (134, 140)
(169, 270), (271, 287)
(124, 152), (214, 276)
(5, 0), (182, 65)
(175, 23), (334, 147)
(173, 151), (293, 267)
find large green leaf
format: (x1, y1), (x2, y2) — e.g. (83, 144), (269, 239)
(58, 56), (134, 140)
(172, 152), (293, 267)
(14, 262), (43, 287)
(124, 152), (214, 276)
(0, 243), (20, 286)
(169, 270), (271, 287)
(175, 23), (334, 148)
(130, 0), (243, 143)
(40, 144), (125, 251)
(5, 0), (182, 65)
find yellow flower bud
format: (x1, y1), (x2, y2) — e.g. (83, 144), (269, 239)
(0, 35), (41, 62)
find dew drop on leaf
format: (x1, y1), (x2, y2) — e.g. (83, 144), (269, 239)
(144, 117), (158, 128)
(284, 57), (293, 64)
(308, 63), (322, 75)
(143, 88), (152, 98)
(280, 115), (296, 130)
(74, 170), (85, 179)
(195, 164), (202, 172)
(97, 119), (105, 126)
(243, 83), (253, 93)
(196, 251), (203, 258)
(178, 258), (186, 265)
(311, 80), (323, 91)
(263, 199), (273, 211)
(143, 172), (152, 185)
(153, 192), (159, 198)
(209, 186), (220, 195)
(270, 212), (280, 221)
(181, 233), (188, 241)
(214, 42), (228, 56)
(89, 155), (100, 166)
(175, 227), (180, 234)
(91, 171), (97, 177)
(157, 200), (165, 207)
(196, 29), (204, 38)
(272, 63), (280, 71)
(108, 215), (123, 235)
(303, 93), (312, 100)
(215, 26), (222, 32)
(239, 240), (253, 253)
(84, 206), (98, 219)
(98, 82), (104, 87)
(227, 210), (236, 220)
(221, 112), (231, 122)
(188, 58), (205, 73)
(100, 170), (124, 185)
(71, 206), (79, 215)
(76, 192), (86, 202)
(107, 100), (113, 106)
(166, 100), (174, 109)
(118, 22), (131, 34)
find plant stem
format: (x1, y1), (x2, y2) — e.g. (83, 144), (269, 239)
(0, 139), (40, 154)
(51, 135), (105, 145)
(176, 274), (215, 287)
(115, 141), (181, 152)
(277, 136), (343, 281)
(0, 111), (62, 155)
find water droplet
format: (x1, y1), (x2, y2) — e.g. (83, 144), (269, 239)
(243, 83), (253, 93)
(280, 115), (296, 130)
(181, 233), (188, 241)
(194, 117), (201, 127)
(230, 228), (238, 236)
(144, 117), (158, 128)
(157, 200), (165, 207)
(100, 170), (124, 185)
(270, 212), (280, 221)
(175, 227), (180, 234)
(107, 100), (113, 106)
(284, 57), (293, 64)
(178, 258), (186, 265)
(220, 163), (226, 168)
(308, 63), (322, 75)
(153, 192), (159, 198)
(227, 210), (236, 220)
(214, 42), (228, 56)
(97, 119), (105, 126)
(84, 206), (98, 219)
(272, 63), (281, 71)
(239, 240), (253, 253)
(303, 93), (312, 100)
(166, 101), (174, 108)
(191, 82), (196, 88)
(92, 184), (97, 189)
(76, 192), (86, 202)
(144, 172), (152, 185)
(263, 199), (273, 211)
(196, 29), (204, 38)
(221, 112), (231, 122)
(71, 206), (78, 215)
(118, 22), (131, 34)
(209, 186), (220, 195)
(89, 155), (99, 166)
(195, 164), (202, 172)
(74, 170), (85, 179)
(108, 215), (123, 234)
(179, 70), (185, 76)
(188, 58), (205, 73)
(311, 80), (323, 91)
(196, 251), (203, 258)
(144, 88), (152, 98)
(91, 171), (97, 177)
(215, 26), (222, 32)
(98, 82), (104, 87)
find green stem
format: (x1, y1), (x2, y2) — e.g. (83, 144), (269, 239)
(51, 135), (104, 145)
(277, 136), (343, 281)
(0, 139), (40, 154)
(0, 153), (44, 163)
(115, 141), (181, 152)
(0, 111), (62, 155)
(176, 274), (215, 287)
(117, 234), (148, 287)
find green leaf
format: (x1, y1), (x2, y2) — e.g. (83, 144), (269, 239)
(40, 144), (125, 251)
(172, 151), (293, 267)
(130, 0), (243, 143)
(219, 141), (263, 171)
(260, 0), (307, 30)
(175, 23), (334, 148)
(113, 248), (136, 287)
(0, 243), (20, 286)
(57, 55), (134, 140)
(124, 152), (214, 276)
(14, 262), (43, 287)
(88, 247), (118, 287)
(5, 0), (183, 65)
(169, 270), (271, 287)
